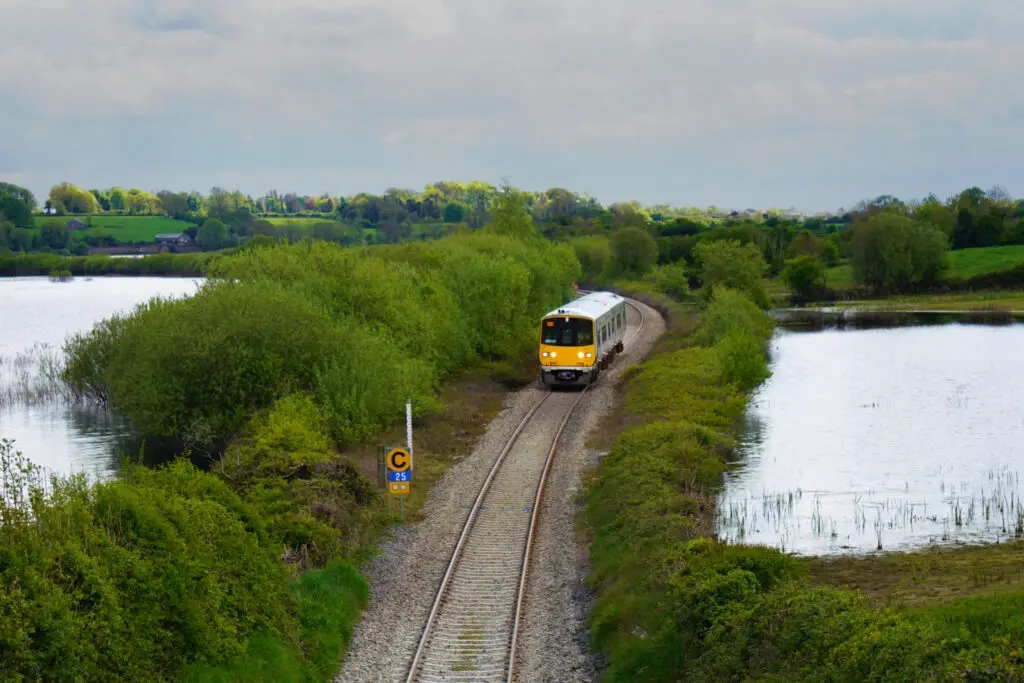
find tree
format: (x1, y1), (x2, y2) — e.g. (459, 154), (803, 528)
(90, 189), (110, 212)
(572, 236), (612, 283)
(157, 191), (191, 219)
(109, 187), (126, 211)
(197, 219), (228, 250)
(782, 255), (826, 301)
(39, 221), (69, 250)
(821, 239), (840, 267)
(0, 182), (36, 211)
(610, 226), (658, 276)
(693, 239), (770, 308)
(489, 183), (537, 240)
(0, 221), (13, 250)
(11, 227), (36, 252)
(125, 189), (161, 215)
(0, 196), (34, 228)
(442, 202), (465, 224)
(987, 185), (1013, 203)
(851, 214), (949, 293)
(48, 183), (99, 215)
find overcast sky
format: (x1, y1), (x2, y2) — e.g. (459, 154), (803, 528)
(1, 0), (1022, 212)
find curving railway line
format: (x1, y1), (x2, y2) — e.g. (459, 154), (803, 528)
(404, 302), (645, 683)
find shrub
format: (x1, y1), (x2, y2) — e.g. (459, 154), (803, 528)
(782, 254), (827, 301)
(0, 441), (296, 681)
(693, 239), (770, 308)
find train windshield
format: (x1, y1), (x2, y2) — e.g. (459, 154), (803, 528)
(541, 317), (593, 346)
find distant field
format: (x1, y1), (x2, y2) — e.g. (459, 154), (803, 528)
(821, 245), (1024, 290)
(34, 215), (195, 243)
(945, 245), (1024, 279)
(264, 218), (341, 228)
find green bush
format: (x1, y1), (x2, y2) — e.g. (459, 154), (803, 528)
(64, 280), (349, 444)
(0, 441), (296, 681)
(782, 254), (827, 301)
(693, 239), (771, 308)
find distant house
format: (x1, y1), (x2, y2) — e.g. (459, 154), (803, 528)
(154, 233), (192, 245)
(66, 219), (87, 231)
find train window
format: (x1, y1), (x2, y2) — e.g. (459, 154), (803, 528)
(542, 317), (593, 346)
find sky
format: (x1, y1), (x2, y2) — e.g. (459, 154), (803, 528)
(1, 0), (1023, 213)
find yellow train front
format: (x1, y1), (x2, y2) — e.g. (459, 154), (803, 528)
(539, 291), (627, 387)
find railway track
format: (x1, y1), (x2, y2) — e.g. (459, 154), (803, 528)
(404, 302), (645, 683)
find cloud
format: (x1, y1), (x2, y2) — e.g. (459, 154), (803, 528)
(0, 0), (1022, 209)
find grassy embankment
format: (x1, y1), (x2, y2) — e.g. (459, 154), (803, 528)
(29, 215), (197, 242)
(2, 232), (578, 681)
(583, 286), (1024, 681)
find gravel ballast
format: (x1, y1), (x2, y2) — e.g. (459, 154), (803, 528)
(336, 299), (665, 683)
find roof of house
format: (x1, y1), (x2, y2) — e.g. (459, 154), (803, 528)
(155, 233), (188, 240)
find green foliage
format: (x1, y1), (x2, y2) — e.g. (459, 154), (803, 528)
(0, 441), (297, 681)
(198, 218), (228, 250)
(0, 250), (215, 277)
(572, 235), (611, 284)
(0, 195), (34, 228)
(48, 183), (100, 214)
(610, 226), (658, 276)
(693, 239), (770, 308)
(0, 182), (36, 211)
(782, 254), (827, 300)
(585, 286), (1018, 682)
(640, 263), (691, 300)
(442, 201), (465, 223)
(64, 280), (351, 443)
(182, 561), (369, 683)
(488, 182), (538, 240)
(851, 213), (950, 293)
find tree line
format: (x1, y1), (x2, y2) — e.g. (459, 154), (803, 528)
(3, 180), (1023, 297)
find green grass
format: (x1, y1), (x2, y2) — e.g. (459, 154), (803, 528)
(182, 561), (369, 683)
(947, 245), (1024, 278)
(819, 246), (1024, 292)
(824, 262), (855, 287)
(264, 218), (342, 228)
(805, 540), (1024, 609)
(35, 215), (196, 243)
(834, 291), (1024, 311)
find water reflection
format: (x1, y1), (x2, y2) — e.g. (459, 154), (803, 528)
(716, 322), (1024, 556)
(0, 276), (202, 480)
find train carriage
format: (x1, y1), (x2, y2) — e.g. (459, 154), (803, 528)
(538, 291), (627, 387)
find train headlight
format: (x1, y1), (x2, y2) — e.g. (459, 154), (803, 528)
(578, 351), (584, 358)
(550, 352), (557, 358)
(542, 352), (549, 357)
(586, 352), (592, 358)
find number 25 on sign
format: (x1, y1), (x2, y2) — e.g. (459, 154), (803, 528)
(387, 447), (411, 495)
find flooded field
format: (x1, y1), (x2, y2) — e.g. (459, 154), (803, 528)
(0, 276), (201, 480)
(716, 319), (1024, 556)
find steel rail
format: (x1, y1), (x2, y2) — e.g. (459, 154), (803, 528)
(406, 296), (647, 683)
(505, 299), (644, 683)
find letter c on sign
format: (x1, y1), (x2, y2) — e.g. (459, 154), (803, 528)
(388, 448), (410, 473)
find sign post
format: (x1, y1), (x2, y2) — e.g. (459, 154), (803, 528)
(386, 446), (411, 521)
(382, 400), (414, 521)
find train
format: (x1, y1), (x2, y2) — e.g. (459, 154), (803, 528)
(538, 291), (627, 387)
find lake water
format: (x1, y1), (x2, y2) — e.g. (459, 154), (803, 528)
(716, 320), (1024, 556)
(0, 276), (202, 481)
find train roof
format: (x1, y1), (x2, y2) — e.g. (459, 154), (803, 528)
(542, 291), (624, 320)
